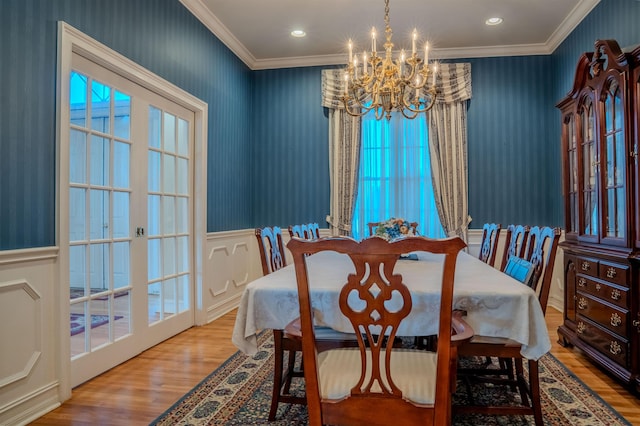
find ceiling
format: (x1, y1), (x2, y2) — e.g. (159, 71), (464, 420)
(180, 0), (600, 70)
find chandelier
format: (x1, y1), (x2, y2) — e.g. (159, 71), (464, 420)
(341, 0), (438, 120)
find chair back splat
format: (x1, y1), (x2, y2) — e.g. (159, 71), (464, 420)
(288, 236), (470, 426)
(288, 222), (320, 240)
(499, 225), (530, 272)
(255, 226), (286, 276)
(522, 226), (561, 315)
(478, 223), (501, 267)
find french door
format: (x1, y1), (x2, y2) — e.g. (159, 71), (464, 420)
(66, 53), (195, 386)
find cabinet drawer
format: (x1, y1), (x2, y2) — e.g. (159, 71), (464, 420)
(576, 315), (628, 367)
(576, 275), (628, 309)
(576, 292), (628, 335)
(598, 261), (629, 287)
(576, 257), (599, 278)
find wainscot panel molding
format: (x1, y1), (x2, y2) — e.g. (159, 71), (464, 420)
(203, 227), (333, 323)
(0, 247), (61, 426)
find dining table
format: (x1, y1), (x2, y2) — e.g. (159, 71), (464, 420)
(231, 249), (551, 360)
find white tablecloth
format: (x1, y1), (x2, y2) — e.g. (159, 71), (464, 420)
(231, 251), (551, 360)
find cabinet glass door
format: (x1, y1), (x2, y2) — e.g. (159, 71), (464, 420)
(566, 114), (578, 234)
(602, 79), (626, 243)
(580, 97), (598, 237)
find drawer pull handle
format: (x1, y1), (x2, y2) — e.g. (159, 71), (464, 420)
(578, 297), (588, 310)
(610, 312), (622, 327)
(581, 261), (591, 271)
(606, 267), (617, 278)
(595, 283), (602, 291)
(578, 278), (587, 287)
(611, 289), (621, 300)
(633, 320), (640, 327)
(609, 341), (622, 355)
(577, 321), (586, 334)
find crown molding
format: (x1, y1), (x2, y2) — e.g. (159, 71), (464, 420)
(182, 0), (601, 70)
(545, 0), (601, 53)
(179, 0), (256, 68)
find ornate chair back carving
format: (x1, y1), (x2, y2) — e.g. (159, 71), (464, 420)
(522, 226), (561, 314)
(499, 224), (530, 271)
(478, 223), (501, 267)
(255, 226), (286, 275)
(288, 223), (320, 240)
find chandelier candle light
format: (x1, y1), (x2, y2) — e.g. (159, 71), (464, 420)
(341, 0), (438, 120)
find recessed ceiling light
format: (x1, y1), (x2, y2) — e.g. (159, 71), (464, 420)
(485, 17), (503, 26)
(291, 30), (306, 38)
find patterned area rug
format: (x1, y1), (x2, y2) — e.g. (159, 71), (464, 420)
(151, 332), (631, 425)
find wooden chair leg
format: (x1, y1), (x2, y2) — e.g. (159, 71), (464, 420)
(514, 357), (531, 407)
(268, 329), (285, 421)
(529, 359), (543, 426)
(282, 348), (297, 394)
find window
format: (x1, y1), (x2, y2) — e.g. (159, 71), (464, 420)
(351, 114), (445, 240)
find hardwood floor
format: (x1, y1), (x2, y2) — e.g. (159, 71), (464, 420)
(31, 307), (640, 425)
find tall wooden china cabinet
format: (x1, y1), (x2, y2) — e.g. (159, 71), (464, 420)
(557, 39), (640, 393)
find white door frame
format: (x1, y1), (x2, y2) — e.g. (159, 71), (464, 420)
(56, 21), (208, 398)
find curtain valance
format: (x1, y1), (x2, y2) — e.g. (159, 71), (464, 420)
(321, 63), (471, 110)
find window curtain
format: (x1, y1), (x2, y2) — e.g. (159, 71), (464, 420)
(351, 114), (446, 240)
(322, 69), (361, 236)
(427, 63), (473, 241)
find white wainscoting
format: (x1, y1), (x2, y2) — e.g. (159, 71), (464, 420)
(0, 247), (61, 426)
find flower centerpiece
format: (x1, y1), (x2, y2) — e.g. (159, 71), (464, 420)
(374, 217), (418, 241)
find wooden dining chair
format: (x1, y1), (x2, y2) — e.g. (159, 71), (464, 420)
(288, 222), (320, 240)
(456, 226), (561, 426)
(255, 226), (306, 420)
(499, 224), (530, 272)
(478, 222), (501, 267)
(286, 236), (473, 426)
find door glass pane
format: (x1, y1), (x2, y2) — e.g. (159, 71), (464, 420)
(176, 158), (188, 195)
(148, 282), (161, 324)
(163, 278), (176, 316)
(113, 291), (131, 341)
(603, 82), (625, 239)
(163, 237), (176, 276)
(581, 99), (597, 236)
(90, 298), (110, 351)
(70, 302), (87, 357)
(90, 136), (110, 186)
(114, 91), (130, 140)
(70, 130), (87, 184)
(90, 189), (110, 240)
(176, 197), (188, 234)
(69, 188), (86, 241)
(69, 245), (86, 299)
(70, 71), (87, 128)
(148, 195), (161, 236)
(177, 118), (188, 156)
(163, 112), (176, 153)
(91, 80), (110, 134)
(113, 141), (130, 188)
(148, 151), (161, 192)
(113, 242), (130, 289)
(149, 106), (161, 149)
(163, 154), (176, 194)
(148, 238), (161, 281)
(112, 191), (129, 239)
(89, 243), (110, 292)
(163, 196), (175, 235)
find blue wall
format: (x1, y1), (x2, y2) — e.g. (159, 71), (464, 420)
(0, 0), (252, 250)
(1, 0), (639, 250)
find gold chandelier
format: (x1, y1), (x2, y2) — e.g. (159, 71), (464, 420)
(341, 0), (437, 120)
